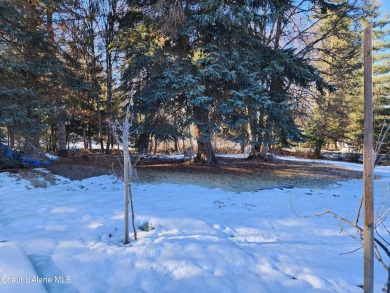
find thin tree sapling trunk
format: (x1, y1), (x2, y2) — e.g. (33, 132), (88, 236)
(108, 103), (138, 244)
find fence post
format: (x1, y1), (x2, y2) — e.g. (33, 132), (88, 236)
(363, 24), (374, 293)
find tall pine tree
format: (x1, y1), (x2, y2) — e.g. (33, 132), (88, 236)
(120, 0), (331, 164)
(305, 0), (363, 157)
(0, 0), (62, 151)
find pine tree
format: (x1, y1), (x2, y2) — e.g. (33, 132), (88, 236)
(120, 0), (196, 157)
(344, 0), (390, 156)
(56, 0), (109, 152)
(370, 3), (390, 157)
(305, 0), (390, 161)
(99, 0), (126, 153)
(305, 1), (363, 157)
(120, 0), (333, 164)
(0, 0), (61, 151)
(122, 0), (352, 164)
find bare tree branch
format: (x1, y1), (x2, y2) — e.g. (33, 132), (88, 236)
(355, 194), (364, 226)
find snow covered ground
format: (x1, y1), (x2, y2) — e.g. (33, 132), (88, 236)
(0, 157), (388, 292)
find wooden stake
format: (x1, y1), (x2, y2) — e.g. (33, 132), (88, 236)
(363, 24), (374, 293)
(123, 130), (130, 245)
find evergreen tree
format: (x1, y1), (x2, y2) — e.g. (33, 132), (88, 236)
(305, 0), (390, 161)
(305, 0), (363, 157)
(370, 2), (390, 157)
(120, 0), (195, 157)
(0, 0), (61, 150)
(341, 0), (390, 157)
(0, 0), (86, 153)
(57, 0), (109, 152)
(120, 0), (331, 164)
(99, 0), (127, 153)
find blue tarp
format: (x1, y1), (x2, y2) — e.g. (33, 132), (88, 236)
(5, 147), (14, 159)
(0, 143), (52, 167)
(20, 156), (52, 167)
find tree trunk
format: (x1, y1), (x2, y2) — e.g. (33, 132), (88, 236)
(259, 142), (268, 159)
(240, 142), (246, 153)
(58, 122), (67, 151)
(105, 44), (113, 154)
(88, 134), (92, 151)
(87, 3), (104, 153)
(195, 135), (216, 164)
(173, 138), (177, 153)
(257, 116), (271, 161)
(136, 133), (150, 154)
(106, 125), (112, 154)
(104, 0), (117, 154)
(314, 138), (324, 158)
(48, 6), (66, 154)
(193, 106), (216, 165)
(92, 50), (104, 153)
(247, 108), (260, 159)
(83, 128), (88, 149)
(153, 137), (158, 155)
(50, 125), (56, 152)
(7, 126), (15, 149)
(96, 94), (104, 153)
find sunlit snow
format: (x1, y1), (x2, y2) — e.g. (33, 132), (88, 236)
(0, 157), (388, 292)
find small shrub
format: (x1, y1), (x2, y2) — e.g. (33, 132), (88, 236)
(344, 152), (361, 163)
(138, 222), (155, 232)
(295, 149), (317, 159)
(271, 148), (294, 157)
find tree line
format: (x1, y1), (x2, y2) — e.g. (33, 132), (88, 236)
(0, 0), (389, 164)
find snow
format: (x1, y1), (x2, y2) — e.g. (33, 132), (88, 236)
(276, 155), (390, 178)
(44, 154), (59, 161)
(0, 243), (46, 293)
(0, 157), (388, 292)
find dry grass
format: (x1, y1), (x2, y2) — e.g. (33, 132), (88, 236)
(11, 169), (58, 188)
(40, 153), (362, 192)
(3, 152), (362, 191)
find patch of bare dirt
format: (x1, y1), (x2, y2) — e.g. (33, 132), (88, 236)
(8, 169), (59, 188)
(41, 153), (362, 192)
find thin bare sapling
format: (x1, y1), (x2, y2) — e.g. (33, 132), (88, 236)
(107, 102), (138, 244)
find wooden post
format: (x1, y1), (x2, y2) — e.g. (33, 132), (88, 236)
(123, 129), (130, 245)
(122, 106), (131, 245)
(363, 24), (374, 293)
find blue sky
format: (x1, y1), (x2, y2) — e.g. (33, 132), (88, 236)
(382, 0), (390, 13)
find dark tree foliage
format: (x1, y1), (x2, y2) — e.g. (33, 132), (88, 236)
(0, 0), (55, 149)
(120, 0), (331, 164)
(0, 0), (76, 151)
(0, 0), (357, 160)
